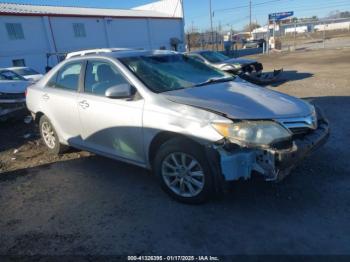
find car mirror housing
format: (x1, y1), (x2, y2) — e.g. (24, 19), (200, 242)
(105, 84), (133, 99)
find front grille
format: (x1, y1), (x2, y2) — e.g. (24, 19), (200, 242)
(241, 64), (254, 73)
(278, 115), (318, 138)
(0, 93), (25, 100)
(241, 62), (263, 73)
(289, 127), (311, 135)
(253, 62), (263, 72)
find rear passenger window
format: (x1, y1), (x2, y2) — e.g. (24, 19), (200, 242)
(84, 61), (129, 96)
(48, 62), (82, 91)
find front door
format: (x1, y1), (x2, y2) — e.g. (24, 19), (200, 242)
(77, 59), (145, 164)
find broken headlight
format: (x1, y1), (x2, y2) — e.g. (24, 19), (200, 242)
(211, 120), (292, 147)
(222, 64), (241, 71)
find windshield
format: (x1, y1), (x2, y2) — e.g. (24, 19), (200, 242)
(0, 70), (26, 81)
(12, 68), (39, 76)
(120, 54), (231, 93)
(200, 51), (230, 63)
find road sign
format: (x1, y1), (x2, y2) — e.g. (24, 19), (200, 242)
(269, 11), (294, 21)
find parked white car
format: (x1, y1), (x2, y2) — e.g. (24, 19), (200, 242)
(65, 48), (134, 59)
(6, 67), (43, 82)
(0, 69), (31, 121)
(26, 50), (329, 203)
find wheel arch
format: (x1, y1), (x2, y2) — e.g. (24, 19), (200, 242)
(148, 131), (204, 168)
(34, 111), (44, 124)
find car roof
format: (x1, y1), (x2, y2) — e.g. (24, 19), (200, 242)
(188, 50), (212, 55)
(65, 48), (135, 59)
(65, 49), (178, 61)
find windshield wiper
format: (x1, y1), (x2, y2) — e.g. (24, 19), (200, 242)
(192, 76), (235, 87)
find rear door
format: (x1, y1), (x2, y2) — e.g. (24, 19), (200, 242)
(77, 59), (145, 164)
(42, 61), (83, 145)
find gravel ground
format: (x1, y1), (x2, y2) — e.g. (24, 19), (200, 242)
(0, 48), (350, 256)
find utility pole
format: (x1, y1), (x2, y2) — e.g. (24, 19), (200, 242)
(249, 0), (252, 34)
(209, 0), (214, 50)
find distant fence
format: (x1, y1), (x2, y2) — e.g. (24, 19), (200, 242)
(186, 32), (264, 57)
(186, 18), (350, 57)
(254, 17), (350, 52)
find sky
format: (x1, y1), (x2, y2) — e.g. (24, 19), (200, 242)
(1, 0), (350, 31)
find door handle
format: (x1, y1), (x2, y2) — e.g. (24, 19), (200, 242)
(79, 100), (89, 109)
(42, 93), (49, 100)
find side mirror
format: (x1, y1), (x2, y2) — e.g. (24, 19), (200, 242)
(105, 84), (133, 99)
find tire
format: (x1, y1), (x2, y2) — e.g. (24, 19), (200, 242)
(153, 137), (213, 204)
(39, 115), (68, 155)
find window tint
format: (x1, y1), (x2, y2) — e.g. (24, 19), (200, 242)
(49, 62), (82, 91)
(84, 61), (129, 96)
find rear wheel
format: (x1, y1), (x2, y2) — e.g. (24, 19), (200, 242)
(39, 115), (68, 155)
(154, 138), (213, 204)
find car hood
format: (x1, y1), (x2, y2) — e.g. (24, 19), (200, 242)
(225, 58), (257, 65)
(0, 80), (29, 94)
(164, 81), (312, 120)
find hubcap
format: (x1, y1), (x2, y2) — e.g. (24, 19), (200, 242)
(41, 121), (56, 149)
(161, 152), (205, 198)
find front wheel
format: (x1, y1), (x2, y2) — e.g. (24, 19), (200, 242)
(153, 138), (213, 204)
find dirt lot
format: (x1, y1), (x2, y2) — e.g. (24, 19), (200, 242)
(0, 48), (350, 256)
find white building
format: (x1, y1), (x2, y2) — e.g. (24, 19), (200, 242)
(0, 0), (185, 73)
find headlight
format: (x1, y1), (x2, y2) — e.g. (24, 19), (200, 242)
(212, 120), (291, 147)
(221, 64), (234, 71)
(221, 64), (240, 71)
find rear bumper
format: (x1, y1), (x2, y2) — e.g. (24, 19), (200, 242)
(0, 99), (27, 121)
(216, 119), (330, 182)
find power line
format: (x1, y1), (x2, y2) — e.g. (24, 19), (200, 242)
(251, 2), (350, 15)
(213, 0), (291, 14)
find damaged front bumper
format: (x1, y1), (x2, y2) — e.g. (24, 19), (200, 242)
(238, 68), (284, 86)
(214, 119), (329, 182)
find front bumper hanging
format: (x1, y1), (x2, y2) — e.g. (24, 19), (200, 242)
(216, 119), (330, 182)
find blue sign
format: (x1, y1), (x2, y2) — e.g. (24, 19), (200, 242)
(269, 11), (294, 21)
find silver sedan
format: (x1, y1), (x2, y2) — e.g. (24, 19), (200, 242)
(26, 50), (329, 203)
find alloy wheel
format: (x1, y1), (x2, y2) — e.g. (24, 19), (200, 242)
(41, 121), (56, 149)
(161, 152), (205, 198)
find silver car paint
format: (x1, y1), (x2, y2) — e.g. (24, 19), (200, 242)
(164, 81), (312, 119)
(26, 54), (227, 168)
(26, 50), (318, 179)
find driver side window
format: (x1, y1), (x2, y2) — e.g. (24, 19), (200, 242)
(84, 60), (129, 96)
